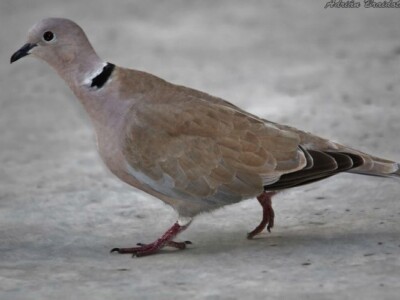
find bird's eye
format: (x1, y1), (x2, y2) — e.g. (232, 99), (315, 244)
(43, 31), (55, 42)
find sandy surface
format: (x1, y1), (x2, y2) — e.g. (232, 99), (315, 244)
(1, 1), (400, 299)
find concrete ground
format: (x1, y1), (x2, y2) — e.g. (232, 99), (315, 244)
(1, 1), (400, 299)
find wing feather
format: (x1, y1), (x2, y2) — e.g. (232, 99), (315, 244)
(122, 98), (306, 203)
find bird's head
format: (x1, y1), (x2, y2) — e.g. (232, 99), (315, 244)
(10, 18), (103, 86)
(11, 18), (93, 65)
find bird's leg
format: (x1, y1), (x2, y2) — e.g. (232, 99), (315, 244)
(247, 191), (276, 239)
(111, 217), (192, 257)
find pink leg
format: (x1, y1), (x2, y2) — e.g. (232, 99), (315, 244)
(111, 219), (192, 257)
(247, 191), (276, 239)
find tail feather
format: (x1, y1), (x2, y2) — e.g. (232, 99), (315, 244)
(271, 122), (400, 179)
(348, 154), (400, 178)
(264, 150), (396, 191)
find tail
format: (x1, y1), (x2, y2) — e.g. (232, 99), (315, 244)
(270, 122), (400, 179)
(266, 148), (399, 191)
(345, 150), (400, 178)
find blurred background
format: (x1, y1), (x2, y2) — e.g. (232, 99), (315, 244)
(1, 1), (400, 299)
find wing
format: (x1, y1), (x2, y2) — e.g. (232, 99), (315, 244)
(114, 69), (397, 209)
(122, 96), (307, 205)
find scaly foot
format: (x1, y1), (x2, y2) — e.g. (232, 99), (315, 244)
(247, 191), (275, 239)
(111, 220), (191, 257)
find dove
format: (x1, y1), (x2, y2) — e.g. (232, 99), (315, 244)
(11, 18), (400, 257)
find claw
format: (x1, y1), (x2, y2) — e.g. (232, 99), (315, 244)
(248, 191), (275, 239)
(111, 220), (192, 257)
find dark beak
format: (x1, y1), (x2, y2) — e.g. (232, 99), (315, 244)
(10, 43), (37, 64)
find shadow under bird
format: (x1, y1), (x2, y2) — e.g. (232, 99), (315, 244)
(10, 18), (400, 257)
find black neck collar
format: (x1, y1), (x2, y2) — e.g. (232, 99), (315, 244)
(90, 63), (115, 89)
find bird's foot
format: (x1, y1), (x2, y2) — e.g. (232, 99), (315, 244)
(247, 191), (276, 239)
(110, 220), (191, 257)
(110, 240), (192, 257)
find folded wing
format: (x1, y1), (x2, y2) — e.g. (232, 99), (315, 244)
(122, 97), (307, 204)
